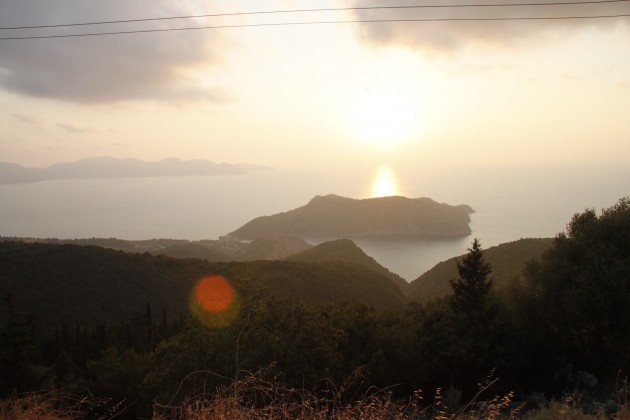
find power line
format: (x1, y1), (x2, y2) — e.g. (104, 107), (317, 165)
(1, 14), (629, 41)
(0, 0), (629, 30)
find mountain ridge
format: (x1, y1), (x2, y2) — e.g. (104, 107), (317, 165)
(0, 156), (266, 183)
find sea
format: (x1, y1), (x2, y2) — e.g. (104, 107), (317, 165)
(1, 164), (628, 281)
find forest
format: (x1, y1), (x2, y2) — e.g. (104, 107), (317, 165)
(1, 198), (629, 418)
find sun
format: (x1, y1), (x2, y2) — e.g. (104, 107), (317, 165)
(346, 81), (419, 148)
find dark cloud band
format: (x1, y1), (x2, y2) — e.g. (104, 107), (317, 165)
(0, 0), (229, 103)
(349, 0), (630, 52)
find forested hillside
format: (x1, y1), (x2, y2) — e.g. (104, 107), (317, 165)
(408, 238), (553, 302)
(285, 238), (409, 292)
(1, 198), (629, 418)
(0, 234), (313, 263)
(0, 241), (404, 326)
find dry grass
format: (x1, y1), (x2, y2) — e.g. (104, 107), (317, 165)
(0, 389), (127, 420)
(152, 368), (409, 419)
(3, 373), (630, 419)
(0, 391), (85, 420)
(152, 368), (522, 420)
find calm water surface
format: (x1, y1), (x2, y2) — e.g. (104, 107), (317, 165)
(1, 165), (627, 280)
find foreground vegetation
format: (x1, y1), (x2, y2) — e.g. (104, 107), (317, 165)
(1, 374), (629, 419)
(0, 198), (629, 418)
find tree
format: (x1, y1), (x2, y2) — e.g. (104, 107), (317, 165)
(0, 294), (51, 395)
(449, 238), (494, 314)
(436, 240), (500, 393)
(525, 197), (630, 382)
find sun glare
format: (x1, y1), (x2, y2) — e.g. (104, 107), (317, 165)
(371, 166), (399, 198)
(347, 81), (419, 148)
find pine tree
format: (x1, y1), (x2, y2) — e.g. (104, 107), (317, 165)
(449, 238), (493, 314)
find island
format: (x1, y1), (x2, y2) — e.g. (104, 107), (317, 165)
(0, 156), (270, 183)
(230, 194), (474, 239)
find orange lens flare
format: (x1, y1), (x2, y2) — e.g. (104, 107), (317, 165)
(190, 275), (240, 328)
(195, 275), (234, 312)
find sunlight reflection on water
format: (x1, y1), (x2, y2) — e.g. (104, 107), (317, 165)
(1, 165), (627, 281)
(370, 166), (399, 198)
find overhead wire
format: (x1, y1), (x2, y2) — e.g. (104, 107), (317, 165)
(0, 0), (629, 30)
(2, 14), (630, 41)
(0, 0), (629, 41)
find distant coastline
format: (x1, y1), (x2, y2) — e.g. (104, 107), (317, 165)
(2, 165), (625, 280)
(0, 156), (270, 184)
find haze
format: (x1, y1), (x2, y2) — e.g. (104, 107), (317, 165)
(1, 0), (629, 178)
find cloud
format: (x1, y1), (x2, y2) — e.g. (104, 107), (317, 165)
(349, 0), (630, 53)
(0, 1), (232, 103)
(12, 114), (46, 129)
(0, 137), (18, 145)
(12, 114), (98, 134)
(55, 124), (94, 134)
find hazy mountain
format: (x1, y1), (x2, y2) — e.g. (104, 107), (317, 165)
(231, 194), (474, 239)
(0, 241), (404, 325)
(0, 162), (48, 183)
(0, 156), (250, 183)
(286, 239), (409, 293)
(407, 238), (553, 303)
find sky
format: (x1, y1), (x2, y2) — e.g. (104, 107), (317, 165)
(1, 0), (629, 174)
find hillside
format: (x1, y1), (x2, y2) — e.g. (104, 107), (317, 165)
(238, 235), (312, 260)
(285, 239), (409, 293)
(0, 241), (404, 326)
(219, 259), (405, 311)
(231, 194), (474, 239)
(407, 238), (553, 303)
(155, 242), (231, 262)
(0, 235), (312, 263)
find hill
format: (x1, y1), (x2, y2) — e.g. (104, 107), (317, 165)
(285, 239), (409, 293)
(238, 235), (312, 260)
(0, 156), (250, 183)
(220, 259), (405, 311)
(0, 241), (404, 326)
(407, 238), (553, 303)
(230, 194), (474, 239)
(0, 235), (312, 263)
(155, 242), (231, 262)
(152, 235), (312, 262)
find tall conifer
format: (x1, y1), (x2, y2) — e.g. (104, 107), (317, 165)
(449, 238), (493, 313)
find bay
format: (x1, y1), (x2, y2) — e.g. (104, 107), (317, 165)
(1, 164), (627, 281)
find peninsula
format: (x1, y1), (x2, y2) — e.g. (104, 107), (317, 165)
(230, 194), (474, 239)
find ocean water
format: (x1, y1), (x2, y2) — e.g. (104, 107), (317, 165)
(1, 164), (627, 281)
